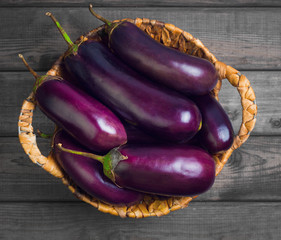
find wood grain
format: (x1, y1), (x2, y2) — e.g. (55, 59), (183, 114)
(2, 136), (281, 201)
(1, 2), (279, 238)
(1, 0), (281, 7)
(1, 72), (55, 137)
(0, 202), (280, 239)
(1, 71), (278, 137)
(1, 7), (281, 71)
(0, 137), (73, 201)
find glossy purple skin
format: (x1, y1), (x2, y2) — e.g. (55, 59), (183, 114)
(113, 145), (216, 196)
(64, 41), (202, 142)
(191, 93), (234, 154)
(53, 130), (143, 206)
(108, 22), (218, 95)
(35, 77), (127, 152)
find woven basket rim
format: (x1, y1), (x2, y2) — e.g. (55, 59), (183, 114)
(18, 17), (257, 218)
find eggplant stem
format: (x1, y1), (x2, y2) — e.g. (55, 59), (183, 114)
(37, 129), (53, 139)
(89, 4), (112, 26)
(56, 143), (104, 164)
(18, 54), (44, 93)
(46, 12), (74, 47)
(18, 54), (40, 80)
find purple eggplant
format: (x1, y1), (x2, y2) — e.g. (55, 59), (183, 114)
(19, 54), (127, 152)
(57, 143), (216, 197)
(47, 13), (202, 142)
(54, 130), (143, 206)
(191, 93), (234, 154)
(89, 6), (218, 96)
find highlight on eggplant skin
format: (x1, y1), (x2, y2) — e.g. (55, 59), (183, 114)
(108, 22), (218, 96)
(45, 12), (202, 143)
(36, 79), (127, 152)
(56, 142), (216, 197)
(53, 130), (143, 206)
(64, 40), (202, 143)
(114, 145), (216, 196)
(88, 6), (218, 96)
(18, 54), (127, 153)
(19, 11), (233, 205)
(191, 93), (234, 154)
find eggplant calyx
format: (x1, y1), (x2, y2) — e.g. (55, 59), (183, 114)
(33, 75), (63, 93)
(64, 36), (88, 58)
(56, 144), (127, 183)
(106, 22), (121, 46)
(103, 148), (128, 182)
(88, 4), (121, 35)
(64, 43), (79, 58)
(31, 75), (47, 93)
(88, 4), (126, 47)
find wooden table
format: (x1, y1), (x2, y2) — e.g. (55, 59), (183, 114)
(1, 1), (281, 239)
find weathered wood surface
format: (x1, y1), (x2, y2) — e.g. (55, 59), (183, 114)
(2, 71), (279, 137)
(0, 202), (280, 240)
(1, 0), (281, 7)
(2, 136), (280, 201)
(1, 7), (281, 71)
(1, 71), (55, 137)
(1, 3), (279, 239)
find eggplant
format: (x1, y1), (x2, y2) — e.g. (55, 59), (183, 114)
(89, 5), (218, 96)
(191, 93), (234, 154)
(47, 13), (202, 142)
(57, 143), (216, 197)
(54, 130), (143, 206)
(19, 54), (127, 152)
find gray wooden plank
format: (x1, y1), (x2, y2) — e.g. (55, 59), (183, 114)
(1, 7), (281, 71)
(0, 202), (280, 240)
(1, 71), (55, 137)
(1, 0), (281, 7)
(0, 137), (74, 201)
(0, 71), (277, 137)
(1, 136), (281, 201)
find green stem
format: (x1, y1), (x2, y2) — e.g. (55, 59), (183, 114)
(37, 129), (53, 139)
(89, 4), (112, 26)
(56, 143), (105, 164)
(46, 12), (74, 47)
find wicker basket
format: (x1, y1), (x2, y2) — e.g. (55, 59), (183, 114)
(18, 18), (257, 218)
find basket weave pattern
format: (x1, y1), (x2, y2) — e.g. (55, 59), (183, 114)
(18, 18), (257, 218)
